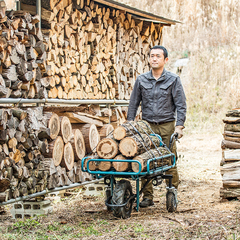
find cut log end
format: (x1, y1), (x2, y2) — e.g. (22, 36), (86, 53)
(113, 126), (126, 140)
(49, 113), (60, 139)
(52, 136), (64, 166)
(96, 138), (118, 159)
(61, 116), (72, 143)
(73, 129), (86, 160)
(119, 137), (138, 157)
(61, 142), (74, 171)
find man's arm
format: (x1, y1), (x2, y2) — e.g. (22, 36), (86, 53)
(127, 78), (142, 121)
(172, 76), (187, 127)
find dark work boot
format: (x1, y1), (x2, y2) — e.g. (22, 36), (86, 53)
(139, 198), (154, 208)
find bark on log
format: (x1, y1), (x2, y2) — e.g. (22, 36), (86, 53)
(221, 140), (240, 149)
(98, 124), (114, 140)
(223, 149), (240, 162)
(132, 147), (170, 173)
(112, 154), (129, 172)
(220, 187), (240, 198)
(224, 124), (240, 132)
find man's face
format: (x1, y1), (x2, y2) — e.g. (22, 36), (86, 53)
(149, 49), (168, 70)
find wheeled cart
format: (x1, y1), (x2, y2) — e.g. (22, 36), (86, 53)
(82, 130), (178, 219)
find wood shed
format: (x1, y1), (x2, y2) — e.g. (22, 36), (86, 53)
(0, 0), (180, 204)
(1, 0), (178, 101)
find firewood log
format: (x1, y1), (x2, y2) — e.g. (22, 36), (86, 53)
(96, 138), (118, 159)
(132, 147), (171, 173)
(59, 116), (72, 143)
(72, 123), (99, 154)
(70, 129), (85, 160)
(43, 136), (64, 166)
(112, 154), (129, 172)
(61, 142), (74, 171)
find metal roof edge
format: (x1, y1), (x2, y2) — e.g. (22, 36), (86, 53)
(93, 0), (180, 25)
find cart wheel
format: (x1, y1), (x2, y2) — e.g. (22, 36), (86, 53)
(105, 188), (112, 211)
(166, 192), (177, 213)
(112, 180), (133, 219)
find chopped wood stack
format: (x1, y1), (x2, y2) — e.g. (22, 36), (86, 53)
(0, 106), (109, 202)
(19, 0), (163, 100)
(220, 109), (240, 199)
(88, 120), (171, 172)
(0, 10), (48, 99)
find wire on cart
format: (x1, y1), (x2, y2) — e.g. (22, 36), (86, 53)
(121, 122), (154, 161)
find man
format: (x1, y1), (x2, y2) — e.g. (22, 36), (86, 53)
(127, 45), (187, 207)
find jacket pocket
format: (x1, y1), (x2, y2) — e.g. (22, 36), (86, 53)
(141, 83), (153, 98)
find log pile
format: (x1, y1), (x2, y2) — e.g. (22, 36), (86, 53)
(88, 120), (171, 172)
(220, 109), (240, 199)
(18, 0), (163, 100)
(0, 10), (48, 99)
(0, 106), (119, 202)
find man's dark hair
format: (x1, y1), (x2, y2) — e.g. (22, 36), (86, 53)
(150, 46), (168, 59)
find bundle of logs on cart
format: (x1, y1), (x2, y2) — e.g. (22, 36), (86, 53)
(0, 0), (164, 100)
(221, 109), (240, 199)
(0, 105), (129, 202)
(87, 120), (171, 173)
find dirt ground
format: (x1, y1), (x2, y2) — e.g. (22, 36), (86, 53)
(0, 133), (240, 240)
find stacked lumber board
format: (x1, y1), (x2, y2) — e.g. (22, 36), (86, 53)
(0, 106), (120, 202)
(18, 0), (163, 100)
(220, 109), (240, 199)
(87, 120), (171, 172)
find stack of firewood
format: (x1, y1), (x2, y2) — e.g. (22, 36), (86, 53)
(220, 109), (240, 199)
(19, 0), (163, 100)
(87, 120), (171, 173)
(0, 105), (126, 202)
(0, 10), (48, 99)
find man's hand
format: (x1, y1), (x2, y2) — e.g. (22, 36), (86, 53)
(175, 126), (184, 139)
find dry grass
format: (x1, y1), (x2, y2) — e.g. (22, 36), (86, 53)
(120, 0), (240, 133)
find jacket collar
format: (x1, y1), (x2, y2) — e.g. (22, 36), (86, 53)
(147, 68), (167, 81)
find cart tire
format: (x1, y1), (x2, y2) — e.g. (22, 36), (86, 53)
(112, 180), (133, 219)
(166, 192), (177, 212)
(105, 188), (112, 211)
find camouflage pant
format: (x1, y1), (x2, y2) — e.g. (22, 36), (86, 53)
(141, 121), (179, 201)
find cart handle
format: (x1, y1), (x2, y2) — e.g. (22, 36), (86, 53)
(146, 153), (176, 173)
(169, 132), (178, 150)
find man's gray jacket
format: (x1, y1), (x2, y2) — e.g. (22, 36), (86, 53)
(127, 69), (187, 126)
